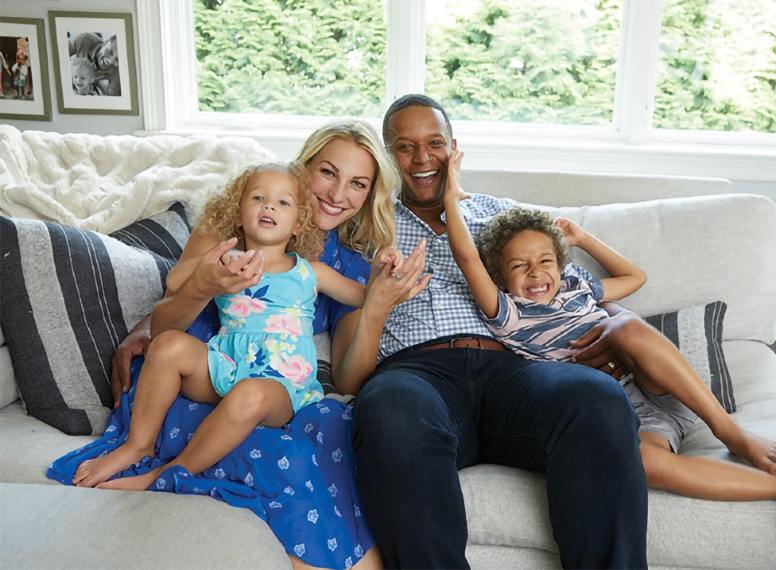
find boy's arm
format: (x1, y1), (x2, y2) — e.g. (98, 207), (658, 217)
(312, 262), (366, 308)
(443, 149), (500, 318)
(556, 218), (646, 301)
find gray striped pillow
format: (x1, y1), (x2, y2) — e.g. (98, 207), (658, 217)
(0, 204), (189, 435)
(645, 301), (735, 413)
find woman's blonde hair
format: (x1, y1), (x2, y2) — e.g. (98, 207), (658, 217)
(296, 120), (398, 257)
(197, 162), (324, 260)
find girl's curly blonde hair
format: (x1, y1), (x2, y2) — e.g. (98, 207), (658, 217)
(197, 162), (324, 260)
(476, 208), (569, 290)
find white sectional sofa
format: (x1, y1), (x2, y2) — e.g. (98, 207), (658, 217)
(1, 127), (774, 569)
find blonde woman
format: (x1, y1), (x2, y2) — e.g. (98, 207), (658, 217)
(50, 120), (430, 570)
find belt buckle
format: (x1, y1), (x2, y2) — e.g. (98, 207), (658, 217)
(450, 337), (481, 349)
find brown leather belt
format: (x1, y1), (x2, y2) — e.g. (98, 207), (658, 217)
(417, 336), (506, 352)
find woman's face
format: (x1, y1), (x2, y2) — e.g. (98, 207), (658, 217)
(306, 138), (376, 231)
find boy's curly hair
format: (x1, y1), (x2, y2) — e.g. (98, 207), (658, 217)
(476, 207), (569, 289)
(197, 162), (324, 260)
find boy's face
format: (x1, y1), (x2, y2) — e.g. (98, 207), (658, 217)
(500, 230), (562, 304)
(386, 105), (452, 205)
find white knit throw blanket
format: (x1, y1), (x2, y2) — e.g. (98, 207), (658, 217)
(0, 125), (275, 233)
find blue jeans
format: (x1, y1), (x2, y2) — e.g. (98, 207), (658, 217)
(352, 347), (648, 569)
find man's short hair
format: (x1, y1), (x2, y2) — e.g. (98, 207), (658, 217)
(382, 93), (453, 146)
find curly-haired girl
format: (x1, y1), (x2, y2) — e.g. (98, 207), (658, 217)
(74, 161), (384, 489)
(445, 148), (776, 501)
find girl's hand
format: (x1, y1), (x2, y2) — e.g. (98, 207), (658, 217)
(554, 217), (587, 247)
(374, 246), (404, 278)
(191, 238), (265, 298)
(444, 148), (468, 203)
(365, 239), (431, 316)
(220, 248), (248, 266)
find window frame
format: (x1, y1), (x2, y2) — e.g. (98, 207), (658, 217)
(136, 0), (776, 182)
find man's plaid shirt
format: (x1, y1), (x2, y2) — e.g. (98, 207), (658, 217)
(379, 193), (519, 361)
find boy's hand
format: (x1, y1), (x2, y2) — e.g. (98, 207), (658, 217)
(554, 217), (587, 246)
(444, 148), (469, 203)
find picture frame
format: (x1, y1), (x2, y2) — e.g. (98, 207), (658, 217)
(0, 17), (52, 121)
(48, 11), (139, 115)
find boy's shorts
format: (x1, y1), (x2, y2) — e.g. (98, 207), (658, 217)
(621, 374), (698, 453)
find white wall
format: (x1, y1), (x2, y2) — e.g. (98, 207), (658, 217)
(0, 0), (143, 134)
(2, 0), (773, 201)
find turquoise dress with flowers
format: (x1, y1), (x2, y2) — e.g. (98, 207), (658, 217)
(208, 254), (324, 412)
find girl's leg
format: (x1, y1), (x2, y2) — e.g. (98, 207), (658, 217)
(610, 319), (776, 475)
(639, 432), (776, 500)
(73, 331), (217, 487)
(97, 377), (293, 491)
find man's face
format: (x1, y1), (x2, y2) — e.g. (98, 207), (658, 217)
(386, 106), (452, 205)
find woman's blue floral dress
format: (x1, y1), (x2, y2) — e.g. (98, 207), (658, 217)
(47, 231), (374, 570)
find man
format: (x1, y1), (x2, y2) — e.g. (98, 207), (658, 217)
(351, 94), (648, 569)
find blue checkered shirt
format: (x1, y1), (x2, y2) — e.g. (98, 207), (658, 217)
(379, 193), (519, 360)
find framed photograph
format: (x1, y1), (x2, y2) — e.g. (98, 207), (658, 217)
(0, 17), (52, 121)
(48, 11), (138, 115)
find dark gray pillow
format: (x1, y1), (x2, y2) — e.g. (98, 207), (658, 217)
(645, 301), (735, 413)
(0, 203), (189, 435)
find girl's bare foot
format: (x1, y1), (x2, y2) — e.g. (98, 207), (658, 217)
(72, 443), (153, 487)
(722, 429), (776, 475)
(97, 466), (164, 491)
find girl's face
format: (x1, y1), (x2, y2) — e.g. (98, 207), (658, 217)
(500, 230), (562, 305)
(306, 138), (376, 231)
(237, 171), (300, 250)
(72, 65), (93, 95)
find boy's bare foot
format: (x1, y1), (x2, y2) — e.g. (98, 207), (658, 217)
(723, 429), (776, 475)
(73, 444), (153, 487)
(97, 466), (163, 492)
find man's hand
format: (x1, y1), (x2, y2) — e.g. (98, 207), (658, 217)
(569, 310), (639, 379)
(110, 323), (151, 408)
(554, 217), (588, 247)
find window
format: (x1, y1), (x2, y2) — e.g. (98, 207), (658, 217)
(137, 0), (776, 181)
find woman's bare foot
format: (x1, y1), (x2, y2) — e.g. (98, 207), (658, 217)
(73, 443), (153, 487)
(721, 428), (776, 475)
(96, 466), (164, 491)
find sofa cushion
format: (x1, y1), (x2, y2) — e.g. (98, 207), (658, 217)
(0, 204), (189, 436)
(0, 483), (291, 569)
(645, 301), (734, 413)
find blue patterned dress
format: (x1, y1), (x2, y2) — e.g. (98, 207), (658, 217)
(48, 231), (374, 570)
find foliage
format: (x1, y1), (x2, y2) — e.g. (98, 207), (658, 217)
(195, 0), (775, 133)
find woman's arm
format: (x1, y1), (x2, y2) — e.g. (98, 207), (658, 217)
(330, 241), (430, 395)
(555, 218), (646, 302)
(150, 233), (264, 337)
(443, 149), (500, 318)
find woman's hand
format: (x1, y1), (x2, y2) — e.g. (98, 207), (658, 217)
(554, 217), (587, 247)
(110, 320), (151, 408)
(569, 310), (638, 379)
(365, 239), (431, 316)
(187, 238), (265, 299)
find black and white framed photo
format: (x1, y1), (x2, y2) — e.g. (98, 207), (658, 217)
(0, 17), (52, 121)
(48, 11), (138, 115)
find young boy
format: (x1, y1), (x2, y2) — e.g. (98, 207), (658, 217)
(445, 147), (776, 500)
